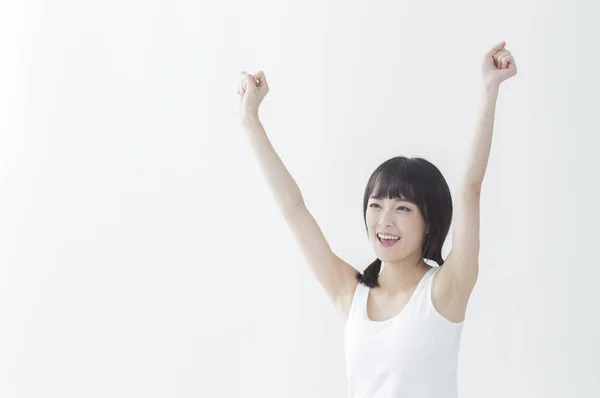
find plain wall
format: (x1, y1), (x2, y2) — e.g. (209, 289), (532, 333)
(0, 0), (598, 397)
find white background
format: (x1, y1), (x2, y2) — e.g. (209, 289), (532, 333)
(1, 0), (599, 397)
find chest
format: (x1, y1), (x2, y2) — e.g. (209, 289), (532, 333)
(344, 311), (446, 377)
(366, 291), (414, 322)
(365, 270), (468, 325)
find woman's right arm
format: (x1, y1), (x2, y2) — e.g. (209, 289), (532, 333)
(242, 115), (357, 316)
(238, 71), (358, 316)
(241, 116), (304, 217)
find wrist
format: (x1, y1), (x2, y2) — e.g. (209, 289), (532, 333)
(241, 110), (260, 123)
(241, 114), (262, 128)
(480, 79), (500, 93)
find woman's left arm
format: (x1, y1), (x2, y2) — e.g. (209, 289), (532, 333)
(446, 41), (518, 290)
(460, 83), (500, 191)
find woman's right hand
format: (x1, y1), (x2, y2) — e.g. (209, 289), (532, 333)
(238, 70), (269, 121)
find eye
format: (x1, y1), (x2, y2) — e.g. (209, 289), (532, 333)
(369, 203), (410, 211)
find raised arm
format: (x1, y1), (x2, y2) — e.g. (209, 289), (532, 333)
(442, 42), (518, 305)
(237, 71), (357, 317)
(458, 42), (517, 190)
(240, 111), (304, 215)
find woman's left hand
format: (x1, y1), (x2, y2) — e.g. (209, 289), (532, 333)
(481, 41), (517, 88)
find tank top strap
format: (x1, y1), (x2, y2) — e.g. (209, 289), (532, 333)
(419, 266), (438, 301)
(408, 266), (438, 313)
(423, 266), (438, 288)
(347, 280), (369, 318)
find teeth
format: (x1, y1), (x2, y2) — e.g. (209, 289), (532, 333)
(377, 233), (400, 240)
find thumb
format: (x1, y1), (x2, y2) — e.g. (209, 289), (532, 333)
(254, 70), (268, 88)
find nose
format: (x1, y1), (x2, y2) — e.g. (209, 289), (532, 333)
(377, 210), (395, 228)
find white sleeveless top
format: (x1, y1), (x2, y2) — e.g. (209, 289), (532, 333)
(344, 266), (465, 398)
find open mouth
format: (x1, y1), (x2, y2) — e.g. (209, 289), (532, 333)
(377, 235), (400, 247)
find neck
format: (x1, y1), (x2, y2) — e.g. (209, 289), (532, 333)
(377, 253), (430, 296)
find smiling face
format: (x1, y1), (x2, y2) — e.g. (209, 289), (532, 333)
(361, 156), (453, 270)
(365, 195), (428, 261)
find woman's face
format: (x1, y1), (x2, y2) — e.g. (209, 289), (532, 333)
(365, 195), (427, 261)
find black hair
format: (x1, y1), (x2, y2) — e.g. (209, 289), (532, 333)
(356, 156), (453, 287)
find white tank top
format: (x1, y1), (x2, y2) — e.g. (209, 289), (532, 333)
(344, 266), (465, 398)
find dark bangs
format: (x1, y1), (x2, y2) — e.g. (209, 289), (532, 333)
(362, 157), (436, 227)
(365, 160), (424, 210)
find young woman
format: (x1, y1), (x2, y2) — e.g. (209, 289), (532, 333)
(237, 41), (517, 398)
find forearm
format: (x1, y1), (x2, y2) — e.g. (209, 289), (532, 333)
(460, 81), (500, 191)
(241, 116), (304, 215)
